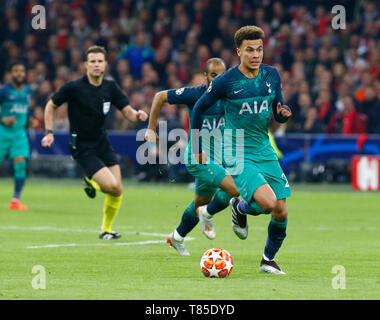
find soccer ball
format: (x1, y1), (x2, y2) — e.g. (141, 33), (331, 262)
(200, 248), (233, 278)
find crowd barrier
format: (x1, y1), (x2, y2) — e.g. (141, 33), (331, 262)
(25, 131), (380, 187)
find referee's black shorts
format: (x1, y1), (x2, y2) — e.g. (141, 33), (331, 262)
(70, 135), (119, 178)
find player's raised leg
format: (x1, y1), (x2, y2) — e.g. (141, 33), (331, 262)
(9, 156), (28, 211)
(167, 194), (210, 256)
(92, 165), (123, 239)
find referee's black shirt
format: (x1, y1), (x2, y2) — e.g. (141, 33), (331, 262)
(51, 75), (129, 143)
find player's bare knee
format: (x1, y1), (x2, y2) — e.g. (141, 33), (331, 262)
(225, 187), (239, 198)
(194, 197), (211, 208)
(102, 181), (122, 197)
(231, 188), (240, 198)
(261, 198), (277, 213)
(111, 184), (123, 197)
(272, 205), (288, 222)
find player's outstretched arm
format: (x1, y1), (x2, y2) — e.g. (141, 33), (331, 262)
(145, 90), (168, 144)
(120, 105), (148, 124)
(41, 99), (58, 148)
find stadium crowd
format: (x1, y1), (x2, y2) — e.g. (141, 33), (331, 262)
(1, 0), (379, 135)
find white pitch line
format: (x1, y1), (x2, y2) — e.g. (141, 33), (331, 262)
(27, 240), (166, 249)
(27, 238), (195, 249)
(0, 226), (195, 239)
(28, 243), (78, 249)
(3, 225), (196, 249)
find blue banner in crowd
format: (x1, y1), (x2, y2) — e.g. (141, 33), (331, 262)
(29, 131), (380, 174)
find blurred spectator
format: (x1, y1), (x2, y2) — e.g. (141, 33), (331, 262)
(55, 105), (70, 131)
(303, 107), (323, 134)
(328, 96), (367, 135)
(0, 0), (378, 136)
(315, 88), (335, 132)
(359, 86), (380, 133)
(116, 31), (155, 79)
(31, 106), (45, 131)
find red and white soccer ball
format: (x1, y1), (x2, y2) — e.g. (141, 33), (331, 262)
(200, 248), (233, 278)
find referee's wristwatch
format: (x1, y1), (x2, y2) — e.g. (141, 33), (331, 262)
(45, 129), (54, 135)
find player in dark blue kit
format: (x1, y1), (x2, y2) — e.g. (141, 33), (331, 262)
(191, 26), (292, 274)
(145, 58), (239, 255)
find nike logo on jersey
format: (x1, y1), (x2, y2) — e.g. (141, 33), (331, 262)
(234, 89), (243, 94)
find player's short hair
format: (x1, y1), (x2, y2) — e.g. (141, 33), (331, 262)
(205, 58), (226, 73)
(234, 26), (265, 48)
(86, 45), (107, 61)
(7, 60), (26, 72)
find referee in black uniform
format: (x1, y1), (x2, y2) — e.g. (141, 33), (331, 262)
(42, 45), (148, 239)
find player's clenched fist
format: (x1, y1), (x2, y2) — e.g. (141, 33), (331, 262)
(1, 116), (16, 126)
(41, 133), (54, 148)
(137, 110), (148, 122)
(276, 102), (292, 119)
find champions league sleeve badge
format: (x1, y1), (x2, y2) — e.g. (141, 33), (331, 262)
(103, 101), (111, 115)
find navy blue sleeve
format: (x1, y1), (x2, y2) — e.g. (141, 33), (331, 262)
(271, 68), (290, 123)
(167, 86), (204, 109)
(0, 86), (4, 118)
(190, 75), (227, 154)
(0, 85), (6, 104)
(191, 76), (226, 131)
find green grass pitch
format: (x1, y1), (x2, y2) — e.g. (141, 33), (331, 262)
(0, 178), (379, 300)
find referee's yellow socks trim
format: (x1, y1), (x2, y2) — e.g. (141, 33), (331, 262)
(102, 194), (123, 233)
(85, 177), (101, 192)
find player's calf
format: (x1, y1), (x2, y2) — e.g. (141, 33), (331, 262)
(92, 168), (123, 197)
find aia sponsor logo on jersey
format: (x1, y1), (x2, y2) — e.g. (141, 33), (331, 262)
(9, 104), (28, 114)
(239, 100), (269, 115)
(202, 117), (226, 130)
